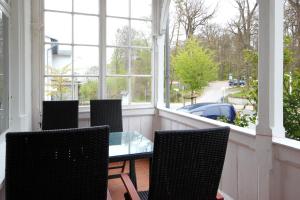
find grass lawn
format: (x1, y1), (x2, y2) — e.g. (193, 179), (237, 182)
(228, 88), (248, 99)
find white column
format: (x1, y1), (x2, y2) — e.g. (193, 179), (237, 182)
(153, 0), (171, 107)
(10, 0), (32, 131)
(154, 35), (165, 107)
(256, 0), (284, 199)
(257, 0), (285, 138)
(31, 0), (44, 130)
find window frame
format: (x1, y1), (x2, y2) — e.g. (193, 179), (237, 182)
(0, 0), (10, 134)
(42, 0), (154, 108)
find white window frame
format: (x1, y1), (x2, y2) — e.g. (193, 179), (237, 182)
(42, 0), (154, 109)
(0, 0), (10, 134)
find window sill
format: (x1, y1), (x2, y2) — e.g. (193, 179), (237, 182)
(79, 103), (155, 113)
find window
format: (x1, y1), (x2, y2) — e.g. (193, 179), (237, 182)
(0, 1), (9, 133)
(43, 0), (152, 106)
(44, 0), (99, 106)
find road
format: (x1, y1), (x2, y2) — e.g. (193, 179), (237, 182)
(197, 81), (229, 103)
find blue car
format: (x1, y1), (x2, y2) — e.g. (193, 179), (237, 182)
(177, 103), (236, 123)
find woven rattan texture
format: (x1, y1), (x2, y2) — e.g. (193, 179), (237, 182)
(90, 99), (123, 132)
(42, 100), (79, 130)
(5, 126), (109, 200)
(145, 127), (230, 200)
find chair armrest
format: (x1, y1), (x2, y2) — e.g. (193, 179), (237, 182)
(216, 192), (224, 200)
(107, 189), (112, 200)
(121, 174), (141, 200)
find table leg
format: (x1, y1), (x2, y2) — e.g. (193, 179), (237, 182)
(129, 160), (137, 188)
(149, 157), (152, 179)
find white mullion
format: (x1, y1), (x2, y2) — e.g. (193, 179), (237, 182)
(128, 0), (132, 105)
(71, 0), (75, 100)
(97, 0), (101, 99)
(44, 42), (99, 47)
(106, 44), (151, 49)
(44, 9), (99, 17)
(106, 15), (152, 22)
(100, 0), (106, 99)
(44, 74), (100, 78)
(106, 74), (152, 78)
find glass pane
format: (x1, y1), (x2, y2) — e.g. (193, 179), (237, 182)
(131, 77), (151, 103)
(74, 46), (99, 75)
(106, 17), (129, 46)
(131, 20), (152, 47)
(106, 47), (129, 75)
(45, 44), (72, 75)
(44, 77), (72, 101)
(107, 0), (129, 17)
(74, 15), (99, 45)
(131, 48), (151, 75)
(44, 0), (72, 12)
(106, 77), (129, 104)
(75, 77), (99, 105)
(131, 0), (152, 19)
(45, 12), (72, 44)
(74, 0), (99, 14)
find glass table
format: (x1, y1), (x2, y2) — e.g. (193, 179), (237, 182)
(109, 131), (153, 187)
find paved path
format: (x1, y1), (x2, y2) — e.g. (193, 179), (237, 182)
(197, 81), (229, 103)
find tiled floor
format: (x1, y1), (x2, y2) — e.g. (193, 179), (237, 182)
(108, 159), (149, 200)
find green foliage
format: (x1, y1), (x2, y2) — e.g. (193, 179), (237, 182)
(283, 72), (300, 140)
(232, 72), (300, 140)
(243, 49), (258, 79)
(217, 115), (230, 123)
(106, 77), (128, 99)
(243, 79), (258, 112)
(283, 36), (295, 72)
(173, 37), (218, 97)
(47, 65), (71, 100)
(234, 112), (251, 128)
(79, 80), (98, 105)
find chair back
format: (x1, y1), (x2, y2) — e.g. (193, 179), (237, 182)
(90, 99), (123, 132)
(148, 127), (230, 200)
(5, 126), (109, 200)
(42, 100), (79, 130)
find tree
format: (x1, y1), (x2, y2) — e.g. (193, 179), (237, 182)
(199, 24), (238, 80)
(47, 65), (71, 100)
(283, 71), (300, 140)
(285, 0), (300, 69)
(174, 0), (216, 38)
(79, 80), (98, 105)
(229, 0), (258, 50)
(107, 25), (152, 101)
(228, 0), (258, 80)
(173, 37), (218, 98)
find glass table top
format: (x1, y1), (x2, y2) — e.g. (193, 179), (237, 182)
(109, 131), (153, 160)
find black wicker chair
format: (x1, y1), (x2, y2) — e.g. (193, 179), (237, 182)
(42, 100), (79, 130)
(90, 99), (126, 172)
(90, 99), (123, 132)
(121, 127), (230, 200)
(5, 126), (112, 200)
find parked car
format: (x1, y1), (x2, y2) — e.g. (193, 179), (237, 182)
(239, 80), (246, 86)
(229, 79), (239, 87)
(229, 79), (246, 87)
(177, 103), (236, 123)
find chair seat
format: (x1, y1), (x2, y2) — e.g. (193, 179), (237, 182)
(125, 191), (148, 200)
